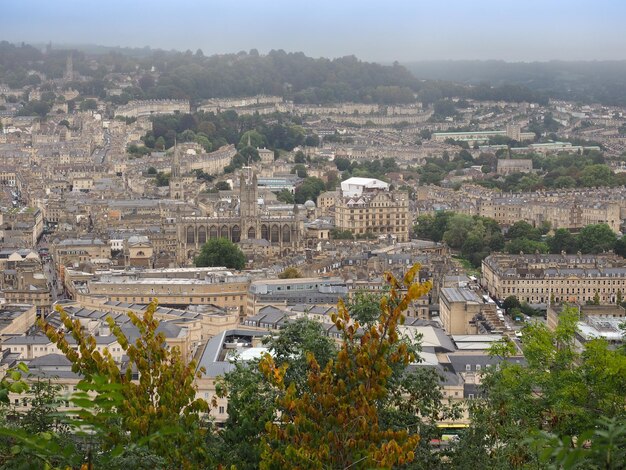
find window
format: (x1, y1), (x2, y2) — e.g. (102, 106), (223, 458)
(465, 364), (471, 371)
(476, 364), (482, 371)
(219, 406), (225, 414)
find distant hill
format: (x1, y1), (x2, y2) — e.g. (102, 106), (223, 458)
(405, 60), (626, 106)
(0, 41), (420, 104)
(2, 40), (620, 106)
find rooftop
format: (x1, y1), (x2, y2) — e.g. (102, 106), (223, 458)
(441, 287), (482, 303)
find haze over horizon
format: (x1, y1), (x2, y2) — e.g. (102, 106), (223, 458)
(2, 0), (625, 63)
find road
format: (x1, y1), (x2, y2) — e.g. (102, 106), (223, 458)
(37, 236), (63, 303)
(92, 129), (112, 164)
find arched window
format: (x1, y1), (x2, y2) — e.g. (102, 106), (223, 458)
(248, 226), (256, 239)
(198, 226), (207, 244)
(282, 224), (291, 243)
(270, 225), (279, 243)
(232, 225), (241, 243)
(220, 225), (229, 239)
(186, 226), (195, 244)
(261, 224), (269, 241)
(209, 225), (218, 239)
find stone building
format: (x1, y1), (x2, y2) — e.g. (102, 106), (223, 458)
(496, 158), (533, 175)
(332, 177), (410, 241)
(176, 167), (305, 263)
(482, 253), (626, 305)
(71, 267), (250, 315)
(169, 146), (184, 201)
(439, 287), (503, 335)
(114, 100), (191, 118)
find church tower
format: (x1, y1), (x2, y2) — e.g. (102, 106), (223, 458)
(239, 167), (259, 239)
(169, 144), (184, 200)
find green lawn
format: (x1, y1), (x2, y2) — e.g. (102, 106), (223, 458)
(452, 256), (481, 276)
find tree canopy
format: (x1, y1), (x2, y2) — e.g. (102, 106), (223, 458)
(450, 306), (626, 468)
(194, 238), (246, 270)
(259, 265), (432, 468)
(0, 301), (211, 468)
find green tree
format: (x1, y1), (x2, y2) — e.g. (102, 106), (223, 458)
(577, 223), (617, 254)
(451, 306), (626, 468)
(293, 150), (306, 164)
(507, 220), (541, 241)
(240, 146), (260, 164)
(79, 98), (97, 111)
(291, 163), (308, 178)
(505, 237), (548, 254)
(533, 416), (626, 469)
(547, 228), (578, 254)
(195, 238), (246, 270)
(334, 157), (351, 172)
(502, 295), (521, 313)
(304, 134), (320, 147)
(345, 291), (382, 326)
(155, 136), (166, 150)
(579, 164), (613, 187)
(238, 130), (267, 149)
(215, 181), (231, 191)
(214, 318), (337, 469)
(433, 99), (457, 118)
(294, 177), (326, 204)
(155, 171), (170, 186)
(330, 228), (354, 240)
(214, 362), (278, 470)
(442, 214), (474, 248)
(275, 188), (294, 204)
(593, 291), (601, 305)
(614, 237), (626, 257)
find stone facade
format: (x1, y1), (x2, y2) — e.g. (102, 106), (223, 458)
(176, 168), (305, 263)
(334, 189), (410, 241)
(482, 253), (626, 305)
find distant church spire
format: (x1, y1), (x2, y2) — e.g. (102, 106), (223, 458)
(246, 133), (252, 166)
(172, 139), (181, 178)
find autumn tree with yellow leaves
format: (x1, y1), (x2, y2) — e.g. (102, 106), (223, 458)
(36, 300), (212, 468)
(259, 264), (432, 469)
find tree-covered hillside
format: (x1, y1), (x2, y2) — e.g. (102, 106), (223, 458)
(406, 60), (626, 106)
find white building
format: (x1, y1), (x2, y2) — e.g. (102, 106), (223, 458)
(340, 177), (389, 198)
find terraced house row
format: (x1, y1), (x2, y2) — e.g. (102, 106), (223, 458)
(482, 253), (626, 305)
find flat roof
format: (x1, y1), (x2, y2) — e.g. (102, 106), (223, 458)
(441, 287), (482, 303)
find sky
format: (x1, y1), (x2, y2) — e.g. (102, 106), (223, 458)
(2, 0), (626, 62)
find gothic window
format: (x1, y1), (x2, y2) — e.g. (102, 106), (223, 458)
(186, 226), (195, 244)
(261, 224), (269, 241)
(232, 225), (241, 243)
(248, 227), (256, 239)
(271, 225), (279, 243)
(198, 226), (207, 244)
(209, 226), (218, 239)
(220, 225), (229, 239)
(282, 224), (291, 243)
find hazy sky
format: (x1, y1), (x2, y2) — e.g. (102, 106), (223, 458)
(2, 0), (625, 62)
